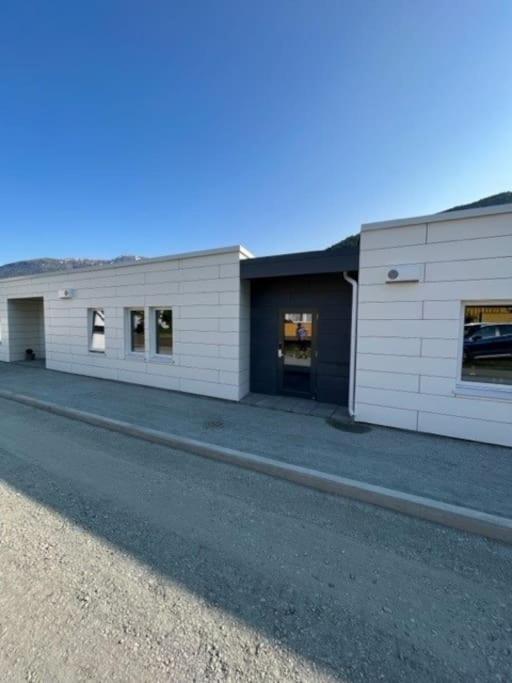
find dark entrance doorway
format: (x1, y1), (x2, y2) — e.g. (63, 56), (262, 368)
(7, 297), (47, 365)
(241, 246), (359, 407)
(279, 311), (316, 398)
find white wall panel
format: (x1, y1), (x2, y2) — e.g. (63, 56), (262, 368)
(356, 403), (418, 430)
(356, 211), (512, 446)
(359, 319), (459, 339)
(361, 224), (426, 250)
(182, 277), (238, 293)
(423, 300), (460, 319)
(427, 212), (512, 243)
(418, 411), (512, 448)
(421, 338), (458, 359)
(419, 376), (455, 397)
(220, 264), (239, 278)
(357, 337), (421, 357)
(360, 234), (512, 268)
(0, 247), (249, 401)
(359, 279), (512, 303)
(426, 256), (512, 282)
(357, 369), (419, 392)
(357, 353), (458, 377)
(357, 386), (512, 423)
(358, 301), (423, 320)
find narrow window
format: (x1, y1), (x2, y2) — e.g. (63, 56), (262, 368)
(462, 304), (512, 386)
(155, 309), (173, 355)
(89, 309), (105, 353)
(130, 310), (145, 353)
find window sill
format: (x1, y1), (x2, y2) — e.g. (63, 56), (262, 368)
(454, 383), (512, 402)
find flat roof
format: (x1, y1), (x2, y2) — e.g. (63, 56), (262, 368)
(361, 202), (512, 232)
(0, 245), (254, 284)
(240, 246), (359, 280)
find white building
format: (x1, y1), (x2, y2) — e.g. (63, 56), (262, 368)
(1, 199), (511, 449)
(0, 246), (252, 401)
(355, 203), (512, 448)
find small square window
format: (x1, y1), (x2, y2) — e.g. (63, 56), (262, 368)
(130, 310), (145, 353)
(89, 309), (105, 353)
(462, 304), (512, 386)
(154, 309), (173, 356)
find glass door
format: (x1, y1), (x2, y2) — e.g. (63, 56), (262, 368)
(279, 312), (316, 397)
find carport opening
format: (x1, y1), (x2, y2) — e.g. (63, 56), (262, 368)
(7, 297), (46, 366)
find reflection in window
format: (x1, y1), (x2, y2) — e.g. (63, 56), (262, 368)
(283, 312), (313, 367)
(130, 310), (145, 352)
(462, 305), (512, 386)
(155, 309), (173, 355)
(89, 309), (105, 353)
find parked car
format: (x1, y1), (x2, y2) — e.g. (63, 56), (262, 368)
(464, 322), (486, 337)
(463, 323), (512, 361)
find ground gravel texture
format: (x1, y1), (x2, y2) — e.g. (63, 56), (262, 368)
(1, 363), (511, 516)
(0, 397), (511, 682)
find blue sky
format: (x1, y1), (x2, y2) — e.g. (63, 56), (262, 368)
(1, 1), (511, 263)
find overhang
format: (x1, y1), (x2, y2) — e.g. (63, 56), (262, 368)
(240, 247), (359, 280)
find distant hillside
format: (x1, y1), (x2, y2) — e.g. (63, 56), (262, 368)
(445, 191), (512, 213)
(0, 255), (144, 280)
(328, 191), (512, 250)
(328, 233), (360, 250)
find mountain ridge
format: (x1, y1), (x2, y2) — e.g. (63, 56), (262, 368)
(0, 255), (144, 280)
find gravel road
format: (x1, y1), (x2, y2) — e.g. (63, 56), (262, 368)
(0, 397), (511, 682)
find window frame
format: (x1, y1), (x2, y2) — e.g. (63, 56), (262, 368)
(149, 307), (174, 360)
(126, 308), (147, 356)
(456, 300), (512, 400)
(88, 308), (106, 354)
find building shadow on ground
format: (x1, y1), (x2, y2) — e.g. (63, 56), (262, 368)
(0, 399), (509, 681)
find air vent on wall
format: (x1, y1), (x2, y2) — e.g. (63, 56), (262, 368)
(385, 265), (421, 283)
(58, 288), (74, 299)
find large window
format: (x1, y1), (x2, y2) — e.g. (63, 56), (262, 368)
(130, 310), (145, 353)
(89, 309), (105, 353)
(154, 309), (173, 356)
(125, 307), (173, 358)
(462, 304), (512, 386)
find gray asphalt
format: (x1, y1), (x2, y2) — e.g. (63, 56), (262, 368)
(0, 397), (511, 682)
(1, 363), (512, 517)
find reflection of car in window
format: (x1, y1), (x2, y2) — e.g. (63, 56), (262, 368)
(464, 323), (512, 361)
(464, 323), (485, 338)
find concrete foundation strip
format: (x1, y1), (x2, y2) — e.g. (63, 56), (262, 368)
(1, 387), (511, 545)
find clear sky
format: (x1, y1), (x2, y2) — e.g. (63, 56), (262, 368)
(1, 1), (511, 264)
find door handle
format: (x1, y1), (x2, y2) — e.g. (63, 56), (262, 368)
(278, 343), (283, 359)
